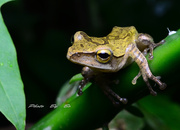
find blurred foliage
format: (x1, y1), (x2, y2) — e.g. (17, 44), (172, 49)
(0, 0), (25, 129)
(138, 95), (180, 130)
(0, 0), (180, 129)
(109, 109), (144, 130)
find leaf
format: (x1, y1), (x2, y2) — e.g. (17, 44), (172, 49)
(109, 110), (144, 130)
(56, 79), (92, 106)
(56, 81), (80, 106)
(138, 95), (180, 130)
(69, 73), (83, 84)
(125, 105), (144, 118)
(0, 1), (25, 130)
(0, 0), (12, 7)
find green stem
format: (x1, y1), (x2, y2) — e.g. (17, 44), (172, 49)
(30, 29), (180, 130)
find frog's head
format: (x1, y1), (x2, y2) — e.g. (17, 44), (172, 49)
(67, 31), (124, 72)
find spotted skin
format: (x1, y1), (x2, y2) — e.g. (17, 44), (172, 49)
(67, 26), (166, 104)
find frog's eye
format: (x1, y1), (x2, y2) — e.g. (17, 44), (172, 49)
(96, 49), (112, 63)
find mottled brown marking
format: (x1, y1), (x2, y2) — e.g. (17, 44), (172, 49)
(80, 31), (106, 46)
(80, 44), (84, 48)
(102, 39), (110, 45)
(134, 51), (141, 61)
(139, 57), (144, 65)
(129, 45), (135, 52)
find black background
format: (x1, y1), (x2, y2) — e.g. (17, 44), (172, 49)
(0, 0), (180, 128)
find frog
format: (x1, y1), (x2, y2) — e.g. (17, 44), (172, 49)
(67, 26), (166, 105)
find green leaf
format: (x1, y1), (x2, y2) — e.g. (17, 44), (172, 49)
(56, 80), (92, 106)
(0, 1), (25, 130)
(69, 73), (83, 84)
(138, 95), (180, 130)
(56, 81), (80, 106)
(0, 0), (12, 7)
(109, 110), (144, 130)
(125, 105), (144, 118)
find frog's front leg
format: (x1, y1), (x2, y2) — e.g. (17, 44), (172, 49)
(126, 44), (166, 96)
(137, 33), (165, 60)
(97, 78), (128, 105)
(101, 85), (128, 105)
(78, 66), (94, 95)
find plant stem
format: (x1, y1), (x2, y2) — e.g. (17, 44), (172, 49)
(31, 29), (180, 130)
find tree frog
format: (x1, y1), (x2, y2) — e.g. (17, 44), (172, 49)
(67, 26), (166, 105)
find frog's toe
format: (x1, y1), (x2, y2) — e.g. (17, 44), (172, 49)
(120, 98), (128, 104)
(113, 101), (120, 107)
(78, 90), (83, 96)
(159, 83), (167, 90)
(132, 79), (137, 85)
(156, 76), (161, 80)
(148, 55), (154, 60)
(132, 72), (141, 85)
(150, 90), (157, 96)
(161, 39), (166, 44)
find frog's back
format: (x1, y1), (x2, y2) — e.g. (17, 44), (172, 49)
(107, 26), (138, 57)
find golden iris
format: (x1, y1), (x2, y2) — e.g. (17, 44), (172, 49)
(96, 49), (112, 63)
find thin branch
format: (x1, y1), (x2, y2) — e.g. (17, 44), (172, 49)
(30, 29), (180, 130)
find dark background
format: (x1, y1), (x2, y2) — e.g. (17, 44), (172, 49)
(0, 0), (179, 128)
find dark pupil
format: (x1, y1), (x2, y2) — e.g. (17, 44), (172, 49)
(98, 52), (110, 59)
